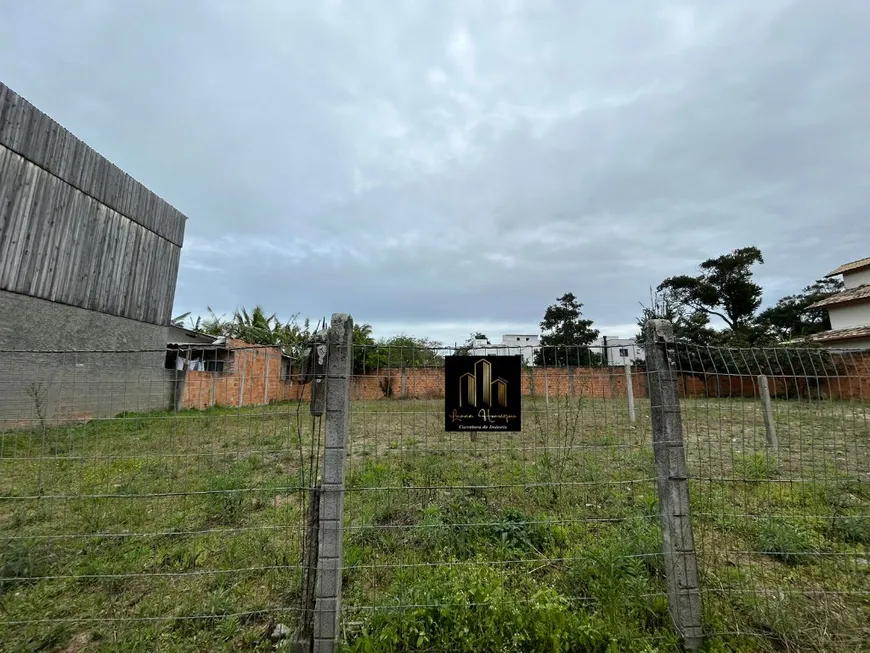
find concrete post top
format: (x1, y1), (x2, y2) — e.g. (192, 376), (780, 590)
(644, 319), (675, 343)
(329, 313), (353, 333)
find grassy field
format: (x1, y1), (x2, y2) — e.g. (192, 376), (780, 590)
(1, 394), (868, 652)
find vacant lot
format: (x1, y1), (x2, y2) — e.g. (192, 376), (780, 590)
(1, 395), (868, 652)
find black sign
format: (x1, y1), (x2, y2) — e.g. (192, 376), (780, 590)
(444, 355), (522, 432)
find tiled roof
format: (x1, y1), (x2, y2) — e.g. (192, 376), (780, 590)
(807, 325), (870, 343)
(825, 256), (870, 277)
(807, 284), (870, 309)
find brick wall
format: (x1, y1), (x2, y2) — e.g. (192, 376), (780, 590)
(177, 351), (870, 411)
(347, 356), (870, 403)
(824, 353), (870, 401)
(669, 354), (870, 401)
(180, 339), (295, 409)
(348, 366), (650, 401)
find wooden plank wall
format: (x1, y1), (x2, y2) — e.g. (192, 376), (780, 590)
(0, 82), (185, 246)
(0, 145), (181, 325)
(0, 82), (186, 327)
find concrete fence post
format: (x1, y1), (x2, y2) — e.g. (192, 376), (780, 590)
(643, 320), (703, 652)
(237, 350), (246, 408)
(568, 364), (576, 397)
(313, 313), (353, 653)
(264, 354), (270, 405)
(757, 375), (779, 455)
(625, 362), (636, 424)
(543, 364), (550, 409)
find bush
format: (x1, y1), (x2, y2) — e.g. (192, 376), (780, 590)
(344, 564), (611, 653)
(562, 520), (671, 640)
(205, 472), (246, 525)
(425, 497), (562, 559)
(379, 376), (394, 398)
(755, 518), (815, 565)
(732, 452), (780, 481)
(0, 538), (48, 595)
(829, 512), (870, 545)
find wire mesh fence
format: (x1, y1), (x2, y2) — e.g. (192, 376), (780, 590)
(2, 330), (869, 652)
(340, 344), (668, 651)
(671, 341), (870, 651)
(0, 343), (319, 651)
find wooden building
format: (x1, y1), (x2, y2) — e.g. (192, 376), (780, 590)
(0, 81), (188, 425)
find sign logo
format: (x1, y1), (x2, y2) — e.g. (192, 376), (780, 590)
(445, 355), (522, 432)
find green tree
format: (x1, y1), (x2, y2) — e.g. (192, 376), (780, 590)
(178, 305), (310, 356)
(634, 291), (719, 352)
(170, 312), (191, 328)
(635, 288), (843, 397)
(230, 306), (282, 345)
(199, 307), (231, 336)
(756, 278), (843, 341)
(352, 323), (380, 375)
(533, 293), (601, 366)
(455, 333), (489, 356)
(375, 335), (444, 368)
(658, 246), (765, 335)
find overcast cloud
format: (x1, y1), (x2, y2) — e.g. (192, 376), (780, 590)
(2, 1), (869, 344)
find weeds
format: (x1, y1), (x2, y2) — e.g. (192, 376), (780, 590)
(732, 452), (780, 481)
(829, 512), (870, 545)
(25, 381), (47, 429)
(1, 397), (868, 652)
(343, 565), (613, 653)
(754, 518), (815, 565)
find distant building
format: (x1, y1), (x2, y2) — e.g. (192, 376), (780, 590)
(806, 257), (870, 350)
(593, 337), (645, 366)
(465, 333), (646, 367)
(165, 326), (295, 409)
(469, 334), (540, 365)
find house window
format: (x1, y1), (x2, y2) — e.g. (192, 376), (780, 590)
(619, 348), (629, 358)
(516, 337), (521, 341)
(204, 360), (224, 373)
(165, 350), (178, 370)
(526, 337), (530, 341)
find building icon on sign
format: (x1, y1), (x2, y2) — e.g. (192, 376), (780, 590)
(459, 359), (508, 408)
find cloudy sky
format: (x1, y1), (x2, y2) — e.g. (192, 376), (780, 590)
(2, 1), (869, 345)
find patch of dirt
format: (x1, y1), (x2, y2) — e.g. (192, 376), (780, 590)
(273, 494), (299, 509)
(62, 632), (101, 653)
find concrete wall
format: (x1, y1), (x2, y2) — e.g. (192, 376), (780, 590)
(843, 268), (870, 289)
(0, 289), (174, 428)
(829, 302), (870, 330)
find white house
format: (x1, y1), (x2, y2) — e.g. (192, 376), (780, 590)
(469, 334), (540, 365)
(807, 256), (870, 350)
(592, 337), (646, 366)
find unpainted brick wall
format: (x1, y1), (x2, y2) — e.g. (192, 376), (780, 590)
(348, 366), (650, 401)
(178, 352), (870, 410)
(180, 339), (296, 409)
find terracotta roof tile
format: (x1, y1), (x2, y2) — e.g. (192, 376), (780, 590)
(807, 325), (870, 343)
(807, 284), (870, 309)
(825, 256), (870, 277)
